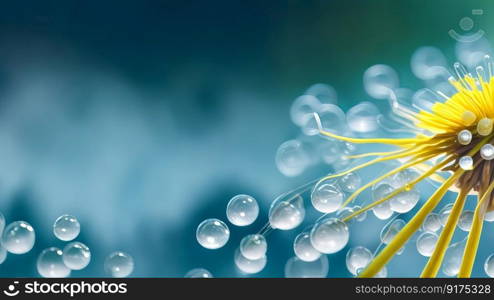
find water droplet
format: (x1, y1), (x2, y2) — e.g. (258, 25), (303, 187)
(411, 46), (448, 80)
(416, 232), (438, 257)
(104, 251), (134, 278)
(459, 156), (473, 170)
(338, 172), (361, 193)
(63, 242), (91, 270)
(302, 104), (346, 136)
(185, 268), (213, 278)
(442, 239), (466, 276)
(53, 215), (80, 242)
(458, 210), (474, 232)
(234, 248), (266, 274)
(380, 219), (405, 244)
(275, 140), (311, 177)
(485, 210), (494, 222)
(269, 195), (305, 230)
(37, 247), (71, 278)
(293, 232), (321, 262)
(458, 129), (473, 145)
(305, 83), (337, 104)
(439, 203), (454, 226)
(284, 255), (329, 278)
(374, 266), (388, 278)
(226, 194), (259, 226)
(390, 188), (420, 213)
(346, 102), (380, 133)
(363, 64), (399, 99)
(290, 95), (321, 126)
(352, 206), (367, 222)
(481, 144), (494, 160)
(422, 213), (442, 232)
(372, 201), (394, 220)
(484, 254), (494, 277)
(311, 180), (343, 213)
(2, 221), (35, 254)
(346, 246), (373, 275)
(196, 218), (230, 249)
(310, 218), (349, 254)
(240, 234), (267, 260)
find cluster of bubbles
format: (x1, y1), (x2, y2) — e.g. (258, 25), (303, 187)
(194, 39), (494, 277)
(0, 212), (133, 278)
(276, 83), (381, 177)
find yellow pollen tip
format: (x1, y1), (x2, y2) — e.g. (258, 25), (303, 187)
(461, 111), (477, 126)
(477, 118), (493, 136)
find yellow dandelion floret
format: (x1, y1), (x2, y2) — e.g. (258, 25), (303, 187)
(313, 58), (494, 278)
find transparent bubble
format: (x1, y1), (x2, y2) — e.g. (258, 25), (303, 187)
(0, 245), (7, 264)
(284, 255), (329, 278)
(336, 207), (356, 225)
(37, 247), (71, 278)
(416, 232), (438, 257)
(294, 232), (321, 262)
(380, 219), (406, 244)
(310, 218), (349, 254)
(439, 203), (454, 226)
(352, 206), (367, 222)
(196, 218), (230, 249)
(104, 251), (134, 278)
(305, 83), (337, 104)
(226, 194), (259, 226)
(411, 46), (448, 80)
(346, 246), (373, 275)
(422, 213), (442, 233)
(392, 169), (420, 188)
(2, 221), (35, 254)
(372, 201), (394, 220)
(390, 188), (420, 213)
(185, 268), (213, 278)
(302, 104), (346, 136)
(346, 102), (380, 133)
(442, 239), (466, 276)
(311, 180), (343, 213)
(53, 215), (80, 242)
(372, 183), (395, 220)
(234, 248), (266, 274)
(290, 95), (321, 126)
(363, 64), (399, 99)
(485, 210), (494, 222)
(338, 172), (361, 193)
(484, 254), (494, 278)
(62, 242), (91, 270)
(240, 234), (267, 260)
(269, 195), (305, 230)
(455, 37), (492, 68)
(412, 89), (435, 112)
(275, 140), (311, 177)
(458, 210), (474, 232)
(374, 266), (388, 278)
(459, 156), (473, 170)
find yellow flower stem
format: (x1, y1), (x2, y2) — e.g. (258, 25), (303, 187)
(457, 180), (494, 277)
(358, 169), (464, 278)
(420, 190), (468, 277)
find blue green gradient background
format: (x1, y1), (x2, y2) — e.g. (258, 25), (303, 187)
(0, 0), (493, 277)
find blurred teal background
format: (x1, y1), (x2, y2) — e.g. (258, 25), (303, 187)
(0, 0), (494, 277)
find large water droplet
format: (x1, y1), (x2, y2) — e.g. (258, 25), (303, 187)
(293, 232), (321, 262)
(310, 218), (349, 254)
(196, 218), (230, 249)
(226, 194), (259, 226)
(284, 255), (329, 278)
(269, 195), (305, 230)
(311, 180), (343, 213)
(239, 234), (267, 260)
(2, 221), (35, 254)
(346, 246), (373, 275)
(416, 232), (438, 257)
